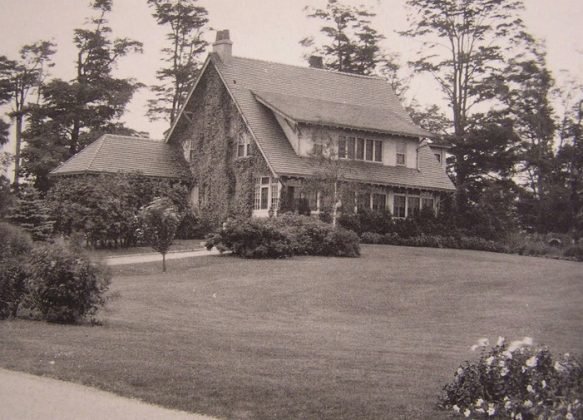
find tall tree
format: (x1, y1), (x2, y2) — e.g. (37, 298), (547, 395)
(300, 0), (384, 75)
(0, 42), (56, 190)
(21, 0), (143, 191)
(147, 0), (209, 123)
(400, 0), (525, 210)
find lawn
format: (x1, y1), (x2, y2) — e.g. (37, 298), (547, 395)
(1, 245), (582, 419)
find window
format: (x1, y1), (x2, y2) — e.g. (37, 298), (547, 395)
(393, 195), (406, 218)
(365, 140), (373, 161)
(372, 193), (387, 211)
(236, 134), (251, 158)
(396, 141), (406, 166)
(434, 153), (441, 163)
(407, 196), (420, 218)
(357, 192), (370, 211)
(356, 138), (365, 160)
(312, 143), (323, 156)
(271, 178), (279, 210)
(338, 137), (347, 158)
(374, 140), (382, 162)
(338, 136), (383, 163)
(254, 177), (271, 210)
(421, 197), (434, 211)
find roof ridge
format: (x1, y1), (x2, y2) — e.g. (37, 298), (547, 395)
(87, 135), (109, 171)
(229, 54), (386, 81)
(107, 134), (161, 143)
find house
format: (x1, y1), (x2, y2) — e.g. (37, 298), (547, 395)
(52, 30), (455, 225)
(165, 30), (454, 223)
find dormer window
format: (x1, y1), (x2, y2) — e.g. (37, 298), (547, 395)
(338, 136), (382, 162)
(396, 141), (406, 166)
(236, 133), (251, 158)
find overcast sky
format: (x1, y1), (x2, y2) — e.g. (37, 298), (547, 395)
(0, 0), (582, 147)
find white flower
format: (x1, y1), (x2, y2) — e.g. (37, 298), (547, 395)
(504, 399), (511, 409)
(485, 356), (494, 366)
(521, 366), (526, 373)
(457, 367), (464, 375)
(508, 336), (533, 352)
(566, 414), (574, 420)
(527, 384), (534, 393)
(523, 400), (533, 408)
(497, 336), (505, 346)
(500, 367), (509, 377)
(516, 414), (523, 420)
(487, 404), (496, 416)
(541, 380), (547, 389)
(476, 398), (484, 407)
(502, 350), (513, 359)
(554, 361), (565, 372)
(476, 408), (485, 413)
(464, 408), (471, 417)
(498, 360), (505, 368)
(525, 356), (538, 368)
(453, 404), (460, 413)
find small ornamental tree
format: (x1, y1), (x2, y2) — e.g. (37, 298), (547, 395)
(139, 197), (182, 272)
(8, 186), (54, 241)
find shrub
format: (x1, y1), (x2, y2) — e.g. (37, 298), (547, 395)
(206, 214), (359, 258)
(361, 232), (383, 244)
(564, 244), (583, 261)
(8, 186), (54, 241)
(25, 244), (111, 323)
(0, 223), (33, 319)
(439, 337), (583, 419)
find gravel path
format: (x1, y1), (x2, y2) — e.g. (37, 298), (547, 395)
(103, 248), (224, 266)
(0, 368), (217, 420)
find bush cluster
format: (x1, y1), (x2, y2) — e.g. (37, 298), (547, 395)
(0, 223), (111, 324)
(440, 337), (583, 419)
(0, 223), (33, 319)
(360, 232), (508, 253)
(206, 214), (360, 258)
(564, 244), (583, 261)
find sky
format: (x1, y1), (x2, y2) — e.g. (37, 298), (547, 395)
(0, 0), (582, 161)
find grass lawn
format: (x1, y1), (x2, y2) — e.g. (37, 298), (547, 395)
(1, 245), (582, 419)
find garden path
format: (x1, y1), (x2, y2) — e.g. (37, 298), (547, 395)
(103, 248), (223, 266)
(0, 368), (217, 420)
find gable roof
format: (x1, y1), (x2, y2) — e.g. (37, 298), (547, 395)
(50, 134), (189, 179)
(169, 54), (455, 192)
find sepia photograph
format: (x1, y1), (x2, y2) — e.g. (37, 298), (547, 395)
(0, 0), (582, 418)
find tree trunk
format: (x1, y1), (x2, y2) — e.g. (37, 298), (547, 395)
(162, 253), (166, 273)
(13, 113), (23, 191)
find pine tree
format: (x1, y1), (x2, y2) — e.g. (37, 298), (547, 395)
(8, 186), (54, 241)
(147, 0), (209, 123)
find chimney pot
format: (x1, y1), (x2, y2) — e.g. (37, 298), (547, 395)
(213, 29), (233, 63)
(309, 55), (324, 69)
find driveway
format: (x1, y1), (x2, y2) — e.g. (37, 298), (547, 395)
(0, 368), (217, 420)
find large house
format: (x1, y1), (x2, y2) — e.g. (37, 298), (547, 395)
(52, 30), (455, 224)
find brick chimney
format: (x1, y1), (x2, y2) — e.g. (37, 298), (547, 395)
(309, 55), (323, 69)
(213, 30), (232, 63)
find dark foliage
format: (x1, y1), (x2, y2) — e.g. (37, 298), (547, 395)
(8, 186), (55, 241)
(0, 223), (33, 319)
(24, 243), (111, 324)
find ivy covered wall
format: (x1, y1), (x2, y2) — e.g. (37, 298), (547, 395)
(172, 64), (271, 227)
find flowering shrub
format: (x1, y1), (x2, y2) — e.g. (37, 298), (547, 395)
(440, 337), (583, 419)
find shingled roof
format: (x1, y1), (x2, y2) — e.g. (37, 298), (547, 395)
(168, 52), (455, 192)
(50, 134), (189, 179)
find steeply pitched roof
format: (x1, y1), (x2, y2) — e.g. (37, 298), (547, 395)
(50, 134), (189, 179)
(253, 90), (431, 138)
(170, 54), (455, 192)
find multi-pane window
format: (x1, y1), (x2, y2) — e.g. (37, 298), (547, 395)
(393, 195), (406, 218)
(407, 196), (420, 218)
(396, 141), (406, 166)
(236, 134), (251, 158)
(372, 193), (387, 211)
(338, 136), (382, 162)
(271, 178), (279, 209)
(254, 177), (279, 212)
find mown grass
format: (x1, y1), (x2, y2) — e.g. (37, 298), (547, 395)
(1, 245), (582, 419)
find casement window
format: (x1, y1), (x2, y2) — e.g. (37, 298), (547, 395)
(393, 195), (406, 218)
(254, 177), (279, 212)
(236, 133), (251, 158)
(338, 136), (382, 162)
(396, 141), (406, 166)
(421, 197), (435, 211)
(407, 196), (420, 218)
(372, 193), (387, 211)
